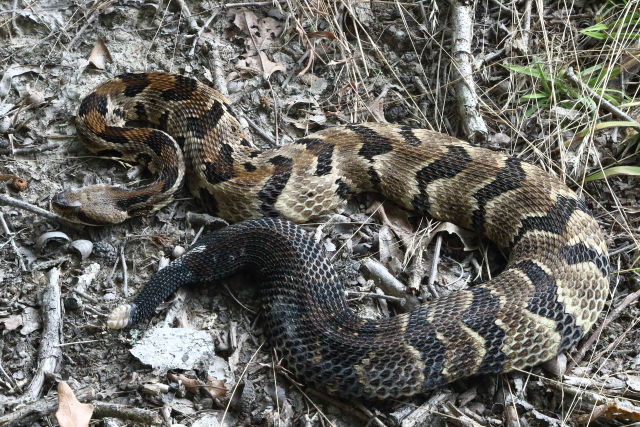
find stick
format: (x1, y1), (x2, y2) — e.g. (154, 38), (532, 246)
(0, 212), (26, 271)
(449, 0), (488, 141)
(565, 67), (640, 125)
(0, 194), (78, 226)
(0, 141), (60, 155)
(0, 388), (95, 426)
(224, 1), (279, 7)
(427, 234), (443, 297)
(174, 0), (200, 32)
(92, 401), (162, 424)
(0, 268), (63, 408)
(120, 244), (129, 297)
(189, 10), (219, 57)
(359, 258), (419, 310)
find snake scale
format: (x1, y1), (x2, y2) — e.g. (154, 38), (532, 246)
(52, 72), (609, 399)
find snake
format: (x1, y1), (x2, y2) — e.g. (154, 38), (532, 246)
(51, 72), (609, 399)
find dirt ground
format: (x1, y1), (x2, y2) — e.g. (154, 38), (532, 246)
(1, 0), (639, 426)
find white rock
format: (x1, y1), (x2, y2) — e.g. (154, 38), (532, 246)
(130, 328), (215, 374)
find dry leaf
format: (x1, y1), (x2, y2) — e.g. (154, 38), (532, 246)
(433, 222), (479, 252)
(236, 51), (285, 79)
(0, 65), (41, 97)
(205, 378), (227, 398)
(88, 38), (112, 70)
(55, 381), (93, 427)
(233, 10), (283, 51)
(168, 373), (227, 398)
(368, 85), (393, 123)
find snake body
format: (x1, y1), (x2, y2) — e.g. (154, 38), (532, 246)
(53, 72), (609, 399)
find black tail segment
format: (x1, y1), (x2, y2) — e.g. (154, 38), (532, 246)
(125, 229), (247, 327)
(127, 262), (196, 327)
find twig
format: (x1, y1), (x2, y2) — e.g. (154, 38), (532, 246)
(566, 67), (640, 125)
(119, 244), (129, 297)
(0, 387), (95, 426)
(0, 141), (59, 155)
(345, 290), (406, 305)
(66, 2), (111, 51)
(224, 1), (278, 7)
(359, 258), (419, 311)
(427, 234), (443, 297)
(0, 360), (19, 393)
(10, 0), (20, 36)
(207, 38), (229, 96)
(0, 194), (77, 226)
(568, 288), (640, 372)
(397, 390), (451, 426)
(92, 401), (162, 424)
(189, 10), (219, 57)
(245, 116), (277, 144)
(0, 268), (63, 408)
(174, 0), (200, 32)
(0, 212), (26, 271)
(516, 0), (532, 54)
(305, 389), (377, 424)
(449, 0), (488, 141)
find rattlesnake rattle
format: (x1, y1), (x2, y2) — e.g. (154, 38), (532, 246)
(51, 72), (609, 399)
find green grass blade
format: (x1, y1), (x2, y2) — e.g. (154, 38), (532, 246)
(585, 166), (640, 182)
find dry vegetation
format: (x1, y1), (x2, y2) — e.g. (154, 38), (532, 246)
(1, 0), (639, 425)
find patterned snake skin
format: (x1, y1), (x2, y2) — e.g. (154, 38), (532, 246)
(52, 72), (609, 399)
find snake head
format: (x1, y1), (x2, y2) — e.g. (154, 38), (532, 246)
(51, 184), (130, 226)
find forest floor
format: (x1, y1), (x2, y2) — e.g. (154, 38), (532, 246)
(1, 0), (639, 426)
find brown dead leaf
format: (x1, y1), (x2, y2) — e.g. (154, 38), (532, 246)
(168, 373), (227, 398)
(55, 381), (93, 427)
(169, 373), (200, 394)
(205, 378), (227, 398)
(88, 38), (112, 70)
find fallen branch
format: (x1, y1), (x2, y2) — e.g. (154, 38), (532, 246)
(0, 387), (95, 426)
(0, 212), (26, 271)
(92, 401), (163, 425)
(0, 194), (78, 226)
(566, 67), (640, 125)
(0, 141), (59, 155)
(0, 268), (63, 408)
(449, 0), (488, 141)
(359, 258), (419, 310)
(174, 0), (200, 33)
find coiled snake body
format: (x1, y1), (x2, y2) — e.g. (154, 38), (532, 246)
(52, 72), (609, 399)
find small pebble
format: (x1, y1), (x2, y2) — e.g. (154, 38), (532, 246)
(172, 245), (185, 258)
(93, 242), (117, 263)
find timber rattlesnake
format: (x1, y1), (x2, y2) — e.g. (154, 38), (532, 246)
(52, 72), (609, 399)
